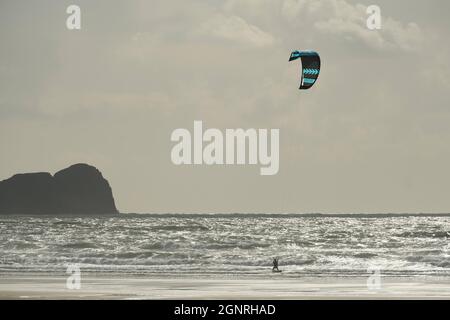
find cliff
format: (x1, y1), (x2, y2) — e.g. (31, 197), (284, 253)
(0, 164), (118, 215)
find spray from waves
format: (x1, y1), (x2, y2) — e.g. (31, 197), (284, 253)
(60, 242), (98, 249)
(0, 215), (449, 277)
(396, 231), (450, 239)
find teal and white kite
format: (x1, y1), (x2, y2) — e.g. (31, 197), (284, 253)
(289, 50), (321, 90)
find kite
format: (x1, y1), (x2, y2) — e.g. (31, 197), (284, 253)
(289, 50), (321, 90)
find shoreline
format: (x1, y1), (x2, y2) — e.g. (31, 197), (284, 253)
(2, 213), (450, 218)
(1, 274), (449, 299)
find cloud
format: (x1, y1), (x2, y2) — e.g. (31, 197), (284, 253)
(129, 0), (423, 52)
(2, 0), (449, 213)
(280, 0), (424, 52)
(313, 6), (423, 52)
(197, 13), (275, 47)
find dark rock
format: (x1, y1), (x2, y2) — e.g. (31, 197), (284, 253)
(0, 164), (118, 215)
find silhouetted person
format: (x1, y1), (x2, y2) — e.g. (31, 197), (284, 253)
(272, 258), (279, 271)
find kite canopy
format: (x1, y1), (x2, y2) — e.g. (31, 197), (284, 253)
(289, 50), (321, 90)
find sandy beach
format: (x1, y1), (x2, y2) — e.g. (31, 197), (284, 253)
(1, 274), (449, 300)
(1, 214), (449, 300)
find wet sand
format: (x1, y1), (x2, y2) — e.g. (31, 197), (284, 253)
(0, 274), (449, 299)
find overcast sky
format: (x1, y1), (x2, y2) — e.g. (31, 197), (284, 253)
(1, 0), (450, 213)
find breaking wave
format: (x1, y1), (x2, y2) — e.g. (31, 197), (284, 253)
(0, 215), (449, 277)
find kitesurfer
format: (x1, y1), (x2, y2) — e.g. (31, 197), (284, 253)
(272, 258), (279, 272)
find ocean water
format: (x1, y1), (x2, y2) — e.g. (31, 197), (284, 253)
(0, 214), (449, 278)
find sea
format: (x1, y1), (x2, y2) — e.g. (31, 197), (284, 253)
(0, 214), (449, 278)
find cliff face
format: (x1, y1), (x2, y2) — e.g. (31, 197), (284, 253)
(0, 164), (118, 215)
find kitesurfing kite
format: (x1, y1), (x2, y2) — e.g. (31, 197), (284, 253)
(289, 50), (321, 90)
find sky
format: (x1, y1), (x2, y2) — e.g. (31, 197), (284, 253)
(1, 0), (450, 213)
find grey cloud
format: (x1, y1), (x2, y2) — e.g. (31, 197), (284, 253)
(0, 0), (449, 213)
(281, 0), (424, 52)
(196, 13), (275, 47)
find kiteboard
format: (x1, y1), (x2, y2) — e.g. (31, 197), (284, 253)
(272, 269), (283, 273)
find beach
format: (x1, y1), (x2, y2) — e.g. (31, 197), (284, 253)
(1, 274), (449, 299)
(1, 215), (449, 299)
